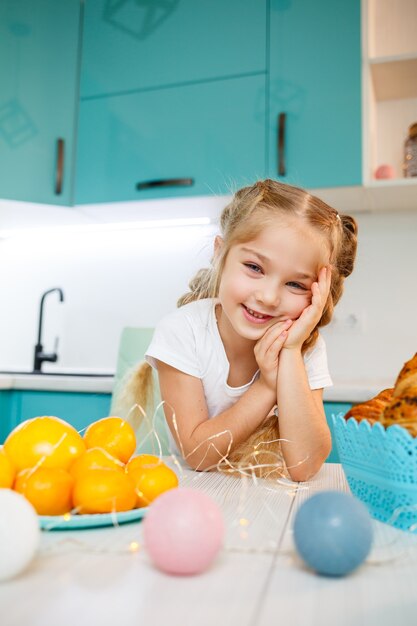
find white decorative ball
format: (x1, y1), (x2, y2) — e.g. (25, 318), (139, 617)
(0, 489), (40, 581)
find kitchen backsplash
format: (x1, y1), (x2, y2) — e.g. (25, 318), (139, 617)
(0, 197), (416, 384)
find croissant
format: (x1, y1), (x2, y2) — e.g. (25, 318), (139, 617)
(344, 388), (394, 424)
(392, 352), (417, 397)
(382, 385), (417, 436)
(344, 351), (417, 437)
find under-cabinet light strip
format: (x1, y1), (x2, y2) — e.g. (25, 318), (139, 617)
(0, 217), (213, 240)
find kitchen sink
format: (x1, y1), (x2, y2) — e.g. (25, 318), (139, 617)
(0, 371), (114, 377)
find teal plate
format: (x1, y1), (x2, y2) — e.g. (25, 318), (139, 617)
(39, 507), (147, 531)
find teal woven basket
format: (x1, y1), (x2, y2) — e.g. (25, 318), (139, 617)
(332, 414), (417, 533)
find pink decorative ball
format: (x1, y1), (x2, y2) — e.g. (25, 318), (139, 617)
(143, 488), (224, 575)
(374, 164), (395, 179)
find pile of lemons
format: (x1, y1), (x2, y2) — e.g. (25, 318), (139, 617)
(0, 416), (178, 516)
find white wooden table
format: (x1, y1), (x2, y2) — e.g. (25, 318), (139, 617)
(1, 464), (417, 626)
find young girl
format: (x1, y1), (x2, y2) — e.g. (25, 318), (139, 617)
(128, 179), (357, 481)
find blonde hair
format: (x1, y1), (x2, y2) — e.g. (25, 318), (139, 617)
(112, 360), (155, 431)
(127, 180), (358, 475)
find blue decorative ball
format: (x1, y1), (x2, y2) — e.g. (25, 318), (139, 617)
(293, 491), (373, 577)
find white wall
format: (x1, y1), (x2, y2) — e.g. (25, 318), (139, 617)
(321, 208), (417, 383)
(0, 197), (416, 384)
(0, 196), (224, 373)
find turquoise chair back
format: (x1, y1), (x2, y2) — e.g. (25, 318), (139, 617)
(111, 327), (170, 454)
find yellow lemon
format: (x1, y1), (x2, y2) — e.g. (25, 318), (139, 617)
(4, 416), (85, 472)
(70, 447), (125, 481)
(15, 466), (74, 516)
(128, 461), (178, 508)
(0, 446), (15, 488)
(126, 453), (160, 473)
(83, 417), (136, 463)
(73, 468), (137, 514)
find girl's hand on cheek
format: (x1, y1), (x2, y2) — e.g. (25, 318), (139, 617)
(283, 266), (331, 350)
(254, 319), (293, 391)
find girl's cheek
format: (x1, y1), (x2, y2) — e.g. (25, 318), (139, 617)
(286, 305), (304, 320)
(297, 297), (311, 315)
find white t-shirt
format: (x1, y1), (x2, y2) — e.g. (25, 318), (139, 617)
(145, 298), (332, 420)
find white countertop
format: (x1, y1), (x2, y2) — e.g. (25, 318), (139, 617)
(0, 373), (114, 393)
(0, 372), (391, 402)
(323, 379), (393, 403)
(1, 463), (416, 626)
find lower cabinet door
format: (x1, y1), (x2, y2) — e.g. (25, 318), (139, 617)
(0, 391), (13, 444)
(4, 390), (111, 439)
(2, 393), (352, 464)
(324, 402), (352, 463)
(76, 74), (267, 203)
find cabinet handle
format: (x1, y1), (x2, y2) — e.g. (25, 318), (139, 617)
(277, 113), (286, 177)
(136, 178), (194, 191)
(55, 138), (65, 195)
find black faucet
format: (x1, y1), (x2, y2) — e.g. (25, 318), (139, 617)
(33, 288), (65, 373)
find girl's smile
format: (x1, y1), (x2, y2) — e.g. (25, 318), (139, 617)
(216, 218), (330, 345)
(241, 304), (274, 323)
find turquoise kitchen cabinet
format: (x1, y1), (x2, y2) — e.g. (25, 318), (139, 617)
(0, 390), (111, 443)
(1, 394), (352, 463)
(81, 0), (267, 98)
(0, 0), (82, 205)
(268, 0), (361, 189)
(324, 402), (352, 463)
(1, 1), (364, 207)
(0, 391), (13, 444)
(75, 74), (267, 203)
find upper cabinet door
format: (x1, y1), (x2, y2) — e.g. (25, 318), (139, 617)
(0, 0), (81, 205)
(81, 0), (267, 98)
(75, 74), (266, 203)
(268, 0), (361, 189)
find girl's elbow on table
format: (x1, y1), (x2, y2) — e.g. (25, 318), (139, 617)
(286, 438), (332, 483)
